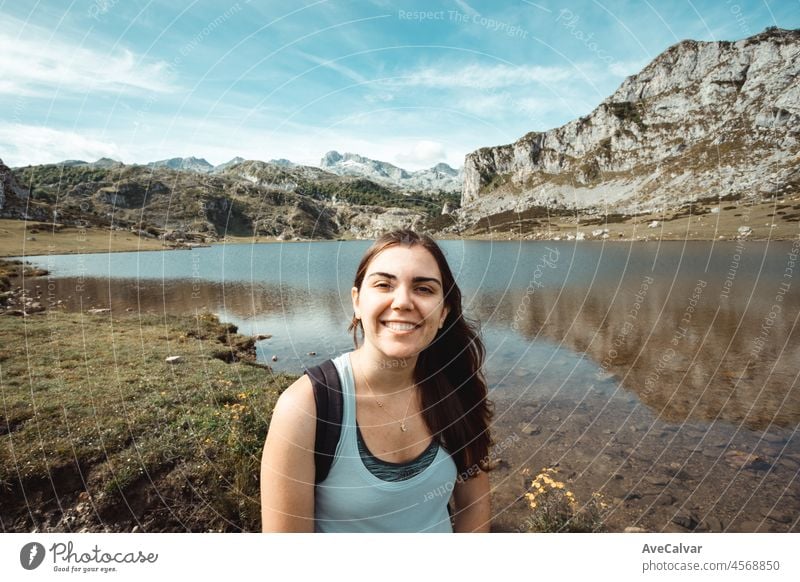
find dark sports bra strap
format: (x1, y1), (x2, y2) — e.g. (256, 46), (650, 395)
(306, 359), (343, 484)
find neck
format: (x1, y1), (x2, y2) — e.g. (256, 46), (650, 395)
(351, 347), (417, 397)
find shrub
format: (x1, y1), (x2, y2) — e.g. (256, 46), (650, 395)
(523, 467), (608, 532)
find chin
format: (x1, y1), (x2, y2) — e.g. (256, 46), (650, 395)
(369, 339), (426, 363)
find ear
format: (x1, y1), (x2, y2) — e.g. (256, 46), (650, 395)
(439, 305), (449, 329)
(351, 286), (361, 319)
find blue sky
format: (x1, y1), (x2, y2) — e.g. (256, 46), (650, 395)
(1, 0), (797, 169)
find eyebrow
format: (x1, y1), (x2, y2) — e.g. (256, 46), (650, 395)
(367, 272), (442, 286)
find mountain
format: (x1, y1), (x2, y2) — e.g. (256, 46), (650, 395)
(147, 157), (214, 173)
(8, 158), (453, 241)
(212, 157), (245, 173)
(460, 27), (800, 225)
(268, 158), (296, 168)
(51, 158), (123, 169)
(320, 151), (463, 193)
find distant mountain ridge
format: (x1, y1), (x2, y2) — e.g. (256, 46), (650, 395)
(3, 155), (458, 241)
(44, 153), (462, 195)
(320, 151), (463, 193)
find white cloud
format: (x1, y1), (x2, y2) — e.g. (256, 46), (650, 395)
(0, 21), (176, 97)
(453, 0), (481, 18)
(395, 140), (447, 167)
(295, 50), (370, 85)
(384, 63), (574, 90)
(0, 124), (123, 166)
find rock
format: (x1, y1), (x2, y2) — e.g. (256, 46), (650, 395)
(519, 423), (541, 436)
(671, 513), (699, 530)
(644, 475), (670, 487)
(165, 356), (183, 364)
(701, 517), (724, 532)
(666, 463), (692, 480)
(765, 509), (793, 524)
(654, 493), (676, 506)
(256, 334), (272, 340)
(648, 221), (660, 228)
(724, 449), (772, 471)
(624, 526), (648, 533)
(87, 308), (110, 314)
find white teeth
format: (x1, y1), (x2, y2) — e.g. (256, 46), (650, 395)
(384, 322), (416, 331)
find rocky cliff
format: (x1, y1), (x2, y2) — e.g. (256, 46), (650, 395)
(0, 159), (38, 219)
(460, 27), (800, 224)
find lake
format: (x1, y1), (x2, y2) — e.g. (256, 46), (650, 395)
(20, 239), (800, 531)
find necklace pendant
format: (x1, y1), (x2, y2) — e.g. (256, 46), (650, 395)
(400, 422), (407, 432)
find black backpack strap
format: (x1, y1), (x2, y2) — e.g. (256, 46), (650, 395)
(306, 359), (343, 484)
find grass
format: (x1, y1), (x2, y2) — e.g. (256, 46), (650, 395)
(0, 307), (296, 532)
(0, 219), (165, 258)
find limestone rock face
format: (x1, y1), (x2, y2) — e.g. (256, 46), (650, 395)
(461, 28), (800, 222)
(0, 159), (33, 218)
(333, 206), (427, 239)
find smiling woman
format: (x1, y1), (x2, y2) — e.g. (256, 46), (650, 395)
(260, 229), (493, 532)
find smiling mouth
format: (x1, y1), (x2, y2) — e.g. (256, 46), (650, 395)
(382, 321), (420, 331)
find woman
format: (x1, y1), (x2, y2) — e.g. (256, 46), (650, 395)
(260, 229), (492, 532)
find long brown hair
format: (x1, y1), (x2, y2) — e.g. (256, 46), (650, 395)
(348, 230), (493, 476)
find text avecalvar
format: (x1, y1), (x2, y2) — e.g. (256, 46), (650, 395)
(642, 544), (702, 554)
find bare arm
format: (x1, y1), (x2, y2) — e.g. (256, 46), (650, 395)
(260, 375), (316, 532)
(452, 471), (491, 532)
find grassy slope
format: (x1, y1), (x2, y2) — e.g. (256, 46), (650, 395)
(0, 219), (165, 257)
(0, 308), (295, 532)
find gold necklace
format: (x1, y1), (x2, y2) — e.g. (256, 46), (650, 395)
(363, 378), (416, 432)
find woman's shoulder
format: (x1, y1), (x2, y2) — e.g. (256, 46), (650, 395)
(270, 375), (316, 439)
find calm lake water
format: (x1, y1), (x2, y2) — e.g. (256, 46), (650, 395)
(20, 240), (800, 531)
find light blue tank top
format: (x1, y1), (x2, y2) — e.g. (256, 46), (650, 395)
(314, 352), (457, 533)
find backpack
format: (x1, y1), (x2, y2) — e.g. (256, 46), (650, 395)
(305, 359), (343, 484)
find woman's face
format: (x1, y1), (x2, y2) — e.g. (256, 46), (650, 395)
(352, 244), (450, 363)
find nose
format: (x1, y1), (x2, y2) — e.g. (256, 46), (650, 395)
(391, 284), (413, 310)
